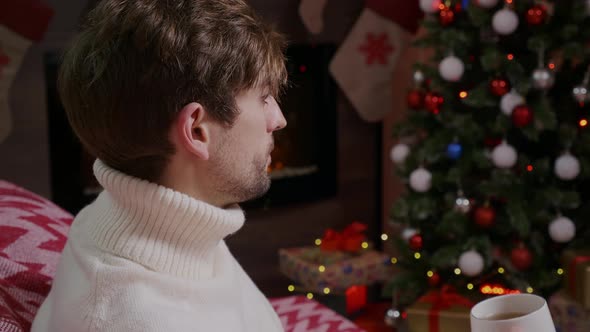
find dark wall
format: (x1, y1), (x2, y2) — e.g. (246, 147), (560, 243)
(226, 0), (383, 297)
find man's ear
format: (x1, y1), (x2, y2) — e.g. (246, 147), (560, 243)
(175, 102), (210, 160)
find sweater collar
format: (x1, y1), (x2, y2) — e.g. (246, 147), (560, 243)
(87, 159), (245, 279)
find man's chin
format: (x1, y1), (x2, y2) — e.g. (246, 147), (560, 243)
(238, 177), (271, 203)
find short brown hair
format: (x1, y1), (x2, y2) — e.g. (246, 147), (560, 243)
(59, 0), (287, 182)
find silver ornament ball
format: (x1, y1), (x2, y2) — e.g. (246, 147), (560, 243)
(492, 8), (519, 35)
(532, 68), (555, 90)
(384, 308), (404, 327)
(458, 250), (485, 277)
(554, 153), (581, 180)
(391, 143), (410, 165)
(548, 216), (576, 243)
(439, 55), (465, 82)
(419, 0), (441, 14)
(500, 90), (525, 116)
(455, 195), (471, 214)
(409, 167), (432, 193)
(572, 85), (589, 104)
(492, 142), (518, 169)
(413, 70), (425, 85)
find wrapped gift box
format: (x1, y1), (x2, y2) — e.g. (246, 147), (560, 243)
(269, 295), (366, 332)
(287, 283), (369, 317)
(278, 246), (392, 294)
(549, 290), (590, 332)
(562, 249), (590, 309)
(406, 290), (473, 332)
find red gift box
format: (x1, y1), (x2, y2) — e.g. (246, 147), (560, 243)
(270, 295), (366, 332)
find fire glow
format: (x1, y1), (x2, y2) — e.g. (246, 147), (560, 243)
(480, 284), (521, 295)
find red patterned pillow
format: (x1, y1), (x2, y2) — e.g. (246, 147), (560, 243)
(0, 181), (73, 332)
(270, 296), (366, 332)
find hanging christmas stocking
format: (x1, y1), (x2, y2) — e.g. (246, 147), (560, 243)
(298, 0), (329, 34)
(0, 1), (53, 143)
(329, 0), (423, 122)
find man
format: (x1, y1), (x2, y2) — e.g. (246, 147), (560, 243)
(31, 0), (287, 331)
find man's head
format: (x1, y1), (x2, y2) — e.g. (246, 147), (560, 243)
(59, 0), (288, 205)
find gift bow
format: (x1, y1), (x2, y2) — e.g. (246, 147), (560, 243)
(420, 286), (474, 332)
(320, 222), (367, 252)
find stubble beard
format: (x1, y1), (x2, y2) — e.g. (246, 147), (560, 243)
(211, 142), (273, 204)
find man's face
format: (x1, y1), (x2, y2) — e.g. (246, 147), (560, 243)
(207, 87), (287, 204)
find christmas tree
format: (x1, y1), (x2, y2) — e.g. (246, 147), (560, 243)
(386, 0), (590, 307)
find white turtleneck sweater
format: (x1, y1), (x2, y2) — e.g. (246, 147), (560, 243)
(31, 160), (284, 332)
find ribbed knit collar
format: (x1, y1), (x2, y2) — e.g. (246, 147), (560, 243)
(86, 159), (245, 279)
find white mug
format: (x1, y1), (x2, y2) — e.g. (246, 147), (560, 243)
(470, 293), (555, 332)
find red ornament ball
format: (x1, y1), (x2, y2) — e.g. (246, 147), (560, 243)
(511, 105), (534, 127)
(511, 245), (533, 271)
(490, 78), (511, 96)
(409, 234), (423, 251)
(428, 272), (441, 287)
(439, 7), (455, 26)
(407, 89), (425, 109)
(474, 206), (496, 228)
(424, 92), (444, 114)
(526, 5), (547, 26)
(484, 137), (502, 148)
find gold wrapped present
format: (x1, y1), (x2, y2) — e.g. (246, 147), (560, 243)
(406, 289), (473, 332)
(278, 246), (392, 294)
(562, 249), (590, 309)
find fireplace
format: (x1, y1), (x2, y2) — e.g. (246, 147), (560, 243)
(44, 43), (338, 214)
(245, 43), (338, 208)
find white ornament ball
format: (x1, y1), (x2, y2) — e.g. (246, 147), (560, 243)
(439, 55), (465, 82)
(402, 228), (419, 241)
(476, 0), (499, 9)
(458, 250), (485, 277)
(572, 85), (589, 104)
(532, 68), (555, 90)
(409, 167), (432, 193)
(390, 143), (410, 165)
(492, 142), (518, 169)
(500, 90), (525, 116)
(420, 0), (442, 14)
(548, 216), (576, 243)
(554, 153), (581, 180)
(492, 8), (519, 35)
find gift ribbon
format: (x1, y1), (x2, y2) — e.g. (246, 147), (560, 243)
(568, 255), (590, 296)
(420, 287), (473, 332)
(320, 221), (367, 253)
